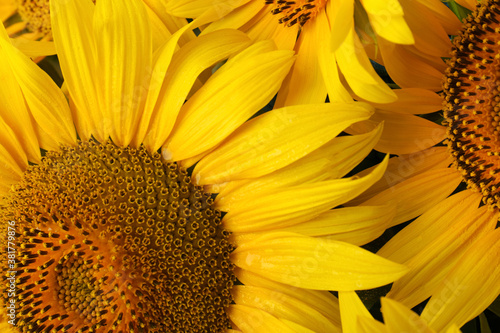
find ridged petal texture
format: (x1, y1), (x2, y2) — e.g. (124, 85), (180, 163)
(193, 102), (374, 185)
(231, 232), (408, 291)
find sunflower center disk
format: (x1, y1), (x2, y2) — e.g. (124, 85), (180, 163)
(265, 0), (327, 27)
(0, 140), (235, 332)
(444, 0), (500, 208)
(15, 0), (51, 35)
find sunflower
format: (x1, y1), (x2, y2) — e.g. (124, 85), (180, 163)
(161, 0), (460, 106)
(0, 0), (410, 331)
(340, 0), (500, 330)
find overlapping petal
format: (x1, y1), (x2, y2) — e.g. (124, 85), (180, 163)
(231, 232), (408, 291)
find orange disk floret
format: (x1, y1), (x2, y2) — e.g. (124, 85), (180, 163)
(0, 140), (235, 332)
(265, 0), (327, 27)
(444, 0), (500, 208)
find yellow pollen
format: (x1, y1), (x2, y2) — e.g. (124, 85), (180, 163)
(15, 0), (51, 35)
(0, 140), (235, 332)
(265, 0), (327, 27)
(444, 0), (500, 208)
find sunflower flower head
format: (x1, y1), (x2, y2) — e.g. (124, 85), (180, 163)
(1, 140), (235, 331)
(443, 0), (500, 208)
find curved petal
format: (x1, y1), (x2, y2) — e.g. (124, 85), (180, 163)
(361, 0), (414, 44)
(231, 232), (409, 291)
(378, 39), (444, 91)
(214, 124), (382, 209)
(293, 204), (396, 246)
(386, 203), (497, 309)
(0, 50), (40, 163)
(232, 285), (339, 332)
(377, 190), (481, 262)
(347, 109), (446, 155)
(335, 28), (397, 103)
(380, 298), (434, 333)
(361, 167), (462, 226)
(51, 0), (101, 141)
(166, 48), (294, 160)
(228, 304), (296, 333)
(421, 228), (500, 332)
(194, 102), (374, 185)
(235, 268), (341, 328)
(367, 88), (442, 115)
(143, 29), (251, 151)
(328, 0), (354, 51)
(347, 147), (452, 206)
(275, 8), (328, 107)
(0, 36), (75, 149)
(222, 156), (388, 233)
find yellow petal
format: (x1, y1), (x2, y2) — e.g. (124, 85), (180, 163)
(347, 109), (446, 155)
(166, 48), (294, 160)
(10, 39), (56, 58)
(228, 304), (296, 333)
(164, 0), (250, 18)
(215, 124), (382, 210)
(361, 0), (414, 44)
(421, 228), (500, 331)
(244, 6), (298, 50)
(0, 2), (16, 23)
(347, 147), (452, 206)
(0, 52), (40, 163)
(388, 203), (496, 308)
(367, 88), (442, 114)
(202, 0), (263, 34)
(378, 190), (483, 264)
(275, 8), (328, 107)
(335, 28), (397, 103)
(328, 0), (354, 51)
(319, 30), (352, 103)
(231, 232), (408, 291)
(380, 298), (435, 333)
(415, 0), (462, 35)
(280, 319), (317, 333)
(143, 29), (251, 151)
(51, 0), (101, 141)
(295, 204), (395, 246)
(194, 102), (374, 185)
(235, 267), (341, 328)
(360, 168), (462, 226)
(93, 0), (152, 146)
(232, 285), (339, 332)
(399, 0), (452, 57)
(0, 37), (75, 148)
(357, 316), (387, 333)
(135, 14), (212, 147)
(339, 291), (375, 333)
(378, 39), (443, 90)
(222, 156), (388, 233)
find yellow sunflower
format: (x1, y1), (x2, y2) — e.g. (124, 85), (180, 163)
(161, 0), (460, 106)
(341, 0), (500, 330)
(0, 0), (409, 331)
